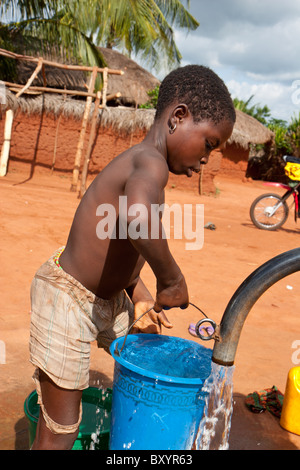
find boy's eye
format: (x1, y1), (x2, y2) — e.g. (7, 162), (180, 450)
(205, 140), (214, 151)
(205, 139), (220, 151)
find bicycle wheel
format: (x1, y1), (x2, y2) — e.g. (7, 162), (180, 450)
(250, 193), (289, 230)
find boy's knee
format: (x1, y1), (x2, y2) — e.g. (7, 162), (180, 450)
(32, 402), (82, 450)
(31, 368), (82, 450)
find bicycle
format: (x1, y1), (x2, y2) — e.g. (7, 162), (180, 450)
(250, 156), (300, 231)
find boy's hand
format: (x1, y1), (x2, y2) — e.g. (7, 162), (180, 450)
(132, 300), (173, 334)
(154, 273), (189, 312)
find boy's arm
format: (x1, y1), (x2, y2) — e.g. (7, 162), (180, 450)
(122, 155), (189, 312)
(126, 276), (173, 334)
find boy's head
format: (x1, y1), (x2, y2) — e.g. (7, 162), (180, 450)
(155, 65), (236, 125)
(154, 65), (235, 177)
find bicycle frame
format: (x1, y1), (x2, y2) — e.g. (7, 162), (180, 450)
(263, 181), (300, 222)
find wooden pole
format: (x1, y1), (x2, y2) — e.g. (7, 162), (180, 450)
(0, 48), (124, 76)
(0, 109), (14, 177)
(198, 165), (204, 195)
(102, 68), (108, 108)
(51, 90), (67, 174)
(4, 81), (120, 101)
(79, 91), (101, 198)
(51, 114), (62, 174)
(16, 57), (43, 98)
(70, 67), (98, 192)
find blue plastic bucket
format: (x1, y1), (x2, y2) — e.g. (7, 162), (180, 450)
(109, 334), (212, 450)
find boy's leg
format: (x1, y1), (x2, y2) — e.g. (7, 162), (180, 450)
(32, 369), (83, 450)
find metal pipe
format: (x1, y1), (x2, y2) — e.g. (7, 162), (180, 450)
(212, 247), (300, 367)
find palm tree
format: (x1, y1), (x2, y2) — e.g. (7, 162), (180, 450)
(0, 1), (106, 72)
(0, 0), (199, 73)
(233, 95), (271, 125)
(287, 112), (300, 157)
(93, 0), (199, 71)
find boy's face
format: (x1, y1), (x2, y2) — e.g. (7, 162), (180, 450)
(166, 115), (233, 177)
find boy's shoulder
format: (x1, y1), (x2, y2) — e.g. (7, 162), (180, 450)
(136, 142), (168, 178)
(133, 141), (166, 165)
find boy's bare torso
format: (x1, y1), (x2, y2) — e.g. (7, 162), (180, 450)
(60, 141), (168, 300)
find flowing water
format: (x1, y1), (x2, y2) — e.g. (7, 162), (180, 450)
(193, 362), (235, 450)
(88, 383), (111, 450)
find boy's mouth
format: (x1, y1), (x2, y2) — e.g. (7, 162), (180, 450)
(187, 167), (200, 177)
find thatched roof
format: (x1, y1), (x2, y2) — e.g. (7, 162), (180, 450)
(2, 90), (156, 133)
(99, 47), (160, 106)
(227, 109), (274, 149)
(2, 89), (274, 148)
(13, 47), (160, 107)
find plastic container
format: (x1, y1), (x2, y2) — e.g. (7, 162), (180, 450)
(280, 367), (300, 435)
(109, 334), (212, 450)
(24, 386), (112, 449)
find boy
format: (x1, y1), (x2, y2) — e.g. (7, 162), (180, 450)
(29, 65), (236, 449)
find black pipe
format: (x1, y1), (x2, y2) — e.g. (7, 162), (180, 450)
(212, 247), (300, 366)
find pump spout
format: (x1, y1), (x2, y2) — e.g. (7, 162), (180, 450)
(212, 247), (300, 367)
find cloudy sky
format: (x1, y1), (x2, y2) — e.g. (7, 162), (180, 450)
(157, 0), (300, 123)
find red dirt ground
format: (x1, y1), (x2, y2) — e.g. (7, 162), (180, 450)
(1, 162), (300, 451)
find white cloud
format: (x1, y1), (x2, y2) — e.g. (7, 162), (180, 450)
(173, 0), (300, 121)
(142, 0), (300, 121)
(227, 80), (298, 121)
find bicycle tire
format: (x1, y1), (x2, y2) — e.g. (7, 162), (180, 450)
(250, 193), (289, 230)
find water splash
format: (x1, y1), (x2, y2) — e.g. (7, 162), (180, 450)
(193, 362), (235, 450)
(89, 406), (110, 450)
(88, 383), (110, 450)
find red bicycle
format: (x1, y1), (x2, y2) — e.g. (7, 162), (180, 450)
(250, 156), (300, 231)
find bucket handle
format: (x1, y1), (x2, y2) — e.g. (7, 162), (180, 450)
(114, 303), (217, 356)
(114, 306), (154, 356)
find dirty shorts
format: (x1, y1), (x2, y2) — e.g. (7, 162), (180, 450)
(29, 247), (134, 391)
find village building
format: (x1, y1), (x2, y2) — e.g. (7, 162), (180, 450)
(0, 47), (274, 194)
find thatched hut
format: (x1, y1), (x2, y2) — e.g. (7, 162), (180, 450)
(223, 109), (274, 177)
(199, 109), (274, 194)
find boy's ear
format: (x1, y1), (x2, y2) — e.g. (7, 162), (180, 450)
(169, 104), (189, 127)
(174, 104), (189, 121)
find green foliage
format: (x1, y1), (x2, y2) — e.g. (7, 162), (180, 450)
(0, 0), (199, 76)
(233, 95), (271, 124)
(287, 112), (300, 157)
(266, 112), (300, 157)
(268, 122), (293, 155)
(139, 85), (160, 109)
(0, 1), (106, 67)
(234, 95), (300, 158)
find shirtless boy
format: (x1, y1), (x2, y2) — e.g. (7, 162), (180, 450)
(29, 65), (236, 449)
